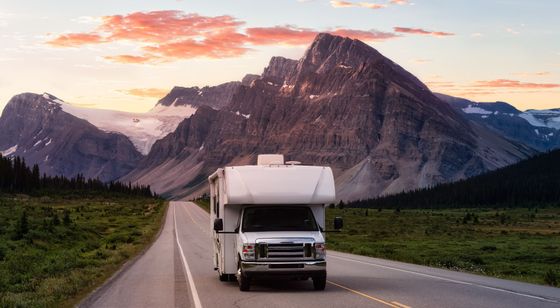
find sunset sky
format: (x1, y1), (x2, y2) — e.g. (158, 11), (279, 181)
(1, 0), (559, 112)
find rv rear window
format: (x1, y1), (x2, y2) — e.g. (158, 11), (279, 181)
(242, 206), (319, 232)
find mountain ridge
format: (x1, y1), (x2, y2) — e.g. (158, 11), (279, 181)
(123, 33), (534, 200)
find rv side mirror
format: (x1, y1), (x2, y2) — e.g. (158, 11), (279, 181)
(334, 217), (343, 230)
(213, 218), (224, 231)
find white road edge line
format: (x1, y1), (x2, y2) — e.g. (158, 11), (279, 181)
(330, 254), (559, 304)
(174, 203), (203, 308)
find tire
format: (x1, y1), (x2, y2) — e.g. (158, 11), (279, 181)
(237, 263), (251, 291)
(313, 275), (326, 291)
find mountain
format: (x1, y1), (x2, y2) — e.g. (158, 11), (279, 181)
(124, 33), (534, 200)
(157, 75), (258, 110)
(346, 148), (560, 209)
(437, 93), (560, 151)
(0, 93), (142, 181)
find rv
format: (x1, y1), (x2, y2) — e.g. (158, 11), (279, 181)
(208, 154), (342, 291)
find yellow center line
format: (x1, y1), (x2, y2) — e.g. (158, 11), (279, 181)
(392, 301), (412, 308)
(180, 203), (209, 235)
(327, 280), (411, 308)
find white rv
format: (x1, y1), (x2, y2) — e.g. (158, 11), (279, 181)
(208, 154), (342, 291)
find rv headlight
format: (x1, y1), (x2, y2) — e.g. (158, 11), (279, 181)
(242, 243), (255, 260)
(314, 243), (326, 259)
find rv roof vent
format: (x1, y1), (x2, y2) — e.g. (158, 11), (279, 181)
(257, 154), (284, 165)
(285, 161), (301, 165)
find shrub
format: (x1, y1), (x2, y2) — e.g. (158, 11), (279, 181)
(544, 270), (559, 287)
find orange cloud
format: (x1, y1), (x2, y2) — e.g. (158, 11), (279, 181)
(474, 79), (560, 89)
(247, 26), (397, 46)
(330, 1), (387, 9)
(120, 88), (170, 98)
(99, 11), (244, 43)
(394, 27), (454, 37)
(47, 10), (399, 63)
(330, 0), (355, 8)
(47, 33), (104, 47)
(104, 54), (160, 64)
(390, 0), (409, 4)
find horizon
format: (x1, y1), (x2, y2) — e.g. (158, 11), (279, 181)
(1, 0), (559, 112)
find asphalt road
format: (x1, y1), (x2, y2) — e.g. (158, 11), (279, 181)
(81, 201), (560, 308)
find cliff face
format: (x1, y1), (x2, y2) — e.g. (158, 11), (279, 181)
(124, 33), (534, 200)
(157, 79), (252, 110)
(0, 93), (142, 181)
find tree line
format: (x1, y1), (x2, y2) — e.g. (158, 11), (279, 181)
(345, 149), (560, 209)
(0, 154), (154, 197)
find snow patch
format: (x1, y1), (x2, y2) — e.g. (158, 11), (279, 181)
(33, 140), (42, 147)
(0, 145), (17, 156)
(519, 113), (547, 127)
(337, 64), (352, 69)
(535, 129), (540, 135)
(521, 110), (560, 130)
(309, 95), (319, 99)
(462, 105), (492, 115)
(234, 111), (250, 119)
(45, 138), (52, 146)
(44, 155), (49, 162)
(481, 115), (489, 119)
(58, 98), (198, 155)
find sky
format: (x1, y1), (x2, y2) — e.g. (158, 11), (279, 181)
(0, 0), (559, 113)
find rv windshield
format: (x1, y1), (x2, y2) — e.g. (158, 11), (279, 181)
(242, 206), (319, 232)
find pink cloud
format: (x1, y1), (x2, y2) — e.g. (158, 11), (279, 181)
(330, 1), (387, 9)
(390, 0), (409, 4)
(47, 33), (105, 47)
(47, 10), (399, 63)
(394, 27), (454, 37)
(246, 26), (397, 46)
(474, 79), (560, 89)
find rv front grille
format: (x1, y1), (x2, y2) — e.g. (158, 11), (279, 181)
(257, 243), (316, 260)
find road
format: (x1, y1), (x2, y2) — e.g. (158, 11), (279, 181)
(81, 201), (560, 308)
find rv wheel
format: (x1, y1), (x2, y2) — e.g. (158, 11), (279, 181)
(313, 275), (326, 290)
(237, 263), (251, 291)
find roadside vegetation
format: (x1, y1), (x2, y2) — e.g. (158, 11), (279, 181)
(326, 206), (560, 287)
(193, 194), (210, 213)
(0, 155), (166, 307)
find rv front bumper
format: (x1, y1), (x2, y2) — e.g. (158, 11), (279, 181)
(240, 260), (326, 275)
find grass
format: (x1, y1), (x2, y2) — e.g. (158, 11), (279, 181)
(0, 193), (167, 307)
(193, 198), (210, 213)
(326, 207), (560, 287)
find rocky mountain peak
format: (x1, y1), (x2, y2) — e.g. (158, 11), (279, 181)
(298, 33), (382, 74)
(262, 56), (298, 84)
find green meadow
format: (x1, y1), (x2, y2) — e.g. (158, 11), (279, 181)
(0, 194), (167, 307)
(326, 207), (560, 287)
